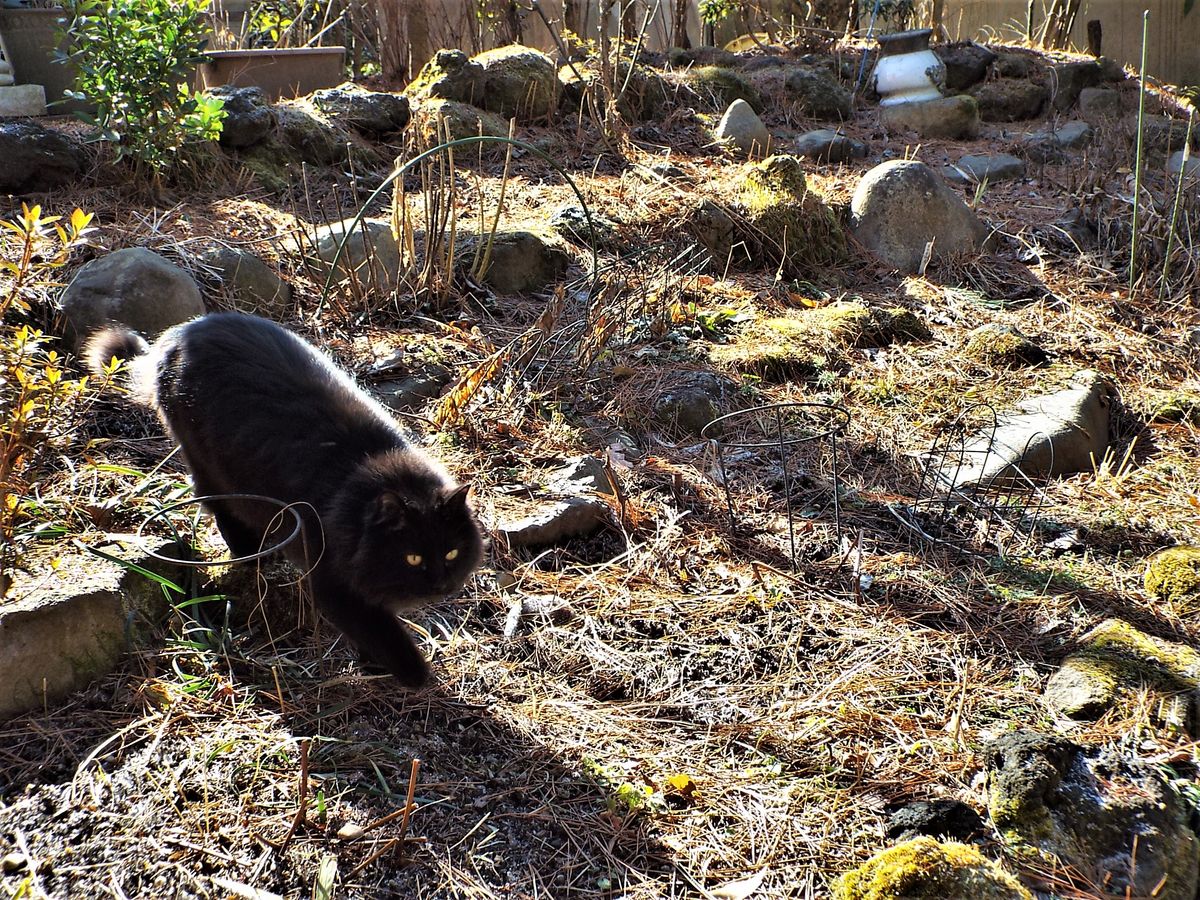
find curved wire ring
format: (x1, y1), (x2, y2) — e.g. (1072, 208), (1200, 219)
(701, 402), (851, 449)
(135, 494), (304, 568)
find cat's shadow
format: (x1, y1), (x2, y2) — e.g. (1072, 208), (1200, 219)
(207, 563), (683, 896)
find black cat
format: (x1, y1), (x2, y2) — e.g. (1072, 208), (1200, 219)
(86, 312), (484, 687)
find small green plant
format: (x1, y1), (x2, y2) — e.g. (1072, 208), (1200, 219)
(1, 204), (98, 595)
(60, 0), (225, 174)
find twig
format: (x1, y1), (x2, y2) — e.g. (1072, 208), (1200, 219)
(279, 739), (311, 850)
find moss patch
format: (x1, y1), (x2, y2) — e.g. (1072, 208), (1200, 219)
(1143, 388), (1200, 424)
(712, 302), (928, 380)
(962, 324), (1047, 367)
(684, 66), (764, 113)
(734, 155), (849, 274)
(1145, 545), (1200, 609)
(832, 837), (1032, 900)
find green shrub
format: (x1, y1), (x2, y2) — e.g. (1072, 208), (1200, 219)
(1, 205), (99, 595)
(60, 0), (225, 173)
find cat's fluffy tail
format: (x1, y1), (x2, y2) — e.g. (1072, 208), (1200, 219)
(83, 326), (156, 405)
(84, 326), (149, 375)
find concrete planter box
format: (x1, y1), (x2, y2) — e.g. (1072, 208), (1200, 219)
(0, 7), (91, 114)
(198, 46), (346, 101)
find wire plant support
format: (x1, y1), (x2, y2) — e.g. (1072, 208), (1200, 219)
(890, 403), (1053, 555)
(702, 402), (850, 571)
(136, 494), (305, 567)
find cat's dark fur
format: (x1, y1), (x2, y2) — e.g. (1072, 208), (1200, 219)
(86, 312), (484, 686)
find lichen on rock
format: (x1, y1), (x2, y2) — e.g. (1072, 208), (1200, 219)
(832, 836), (1032, 900)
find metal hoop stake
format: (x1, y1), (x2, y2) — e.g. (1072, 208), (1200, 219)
(135, 494), (305, 567)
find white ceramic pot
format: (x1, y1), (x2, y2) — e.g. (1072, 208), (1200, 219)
(873, 28), (945, 107)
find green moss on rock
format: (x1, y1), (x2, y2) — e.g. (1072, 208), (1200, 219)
(474, 44), (560, 121)
(1043, 618), (1200, 723)
(736, 155), (848, 273)
(1144, 388), (1200, 424)
(685, 65), (764, 113)
(832, 837), (1032, 900)
(962, 324), (1047, 368)
(712, 302), (928, 379)
(1145, 545), (1200, 608)
(406, 48), (484, 105)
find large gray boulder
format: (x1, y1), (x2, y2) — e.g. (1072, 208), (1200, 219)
(207, 85), (276, 149)
(944, 369), (1112, 486)
(462, 229), (573, 295)
(59, 248), (205, 350)
(986, 730), (1200, 900)
(311, 82), (410, 135)
(196, 245), (291, 312)
(309, 218), (401, 291)
(933, 41), (996, 91)
(849, 160), (989, 273)
(1049, 59), (1102, 112)
(474, 44), (560, 121)
(0, 121), (86, 193)
(971, 78), (1048, 121)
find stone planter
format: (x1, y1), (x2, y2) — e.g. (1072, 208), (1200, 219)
(198, 46), (346, 101)
(873, 28), (945, 107)
(0, 7), (90, 114)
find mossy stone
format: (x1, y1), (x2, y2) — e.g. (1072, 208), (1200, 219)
(962, 324), (1047, 368)
(415, 98), (509, 143)
(737, 155), (848, 273)
(1144, 388), (1200, 424)
(685, 65), (764, 113)
(1043, 617), (1200, 725)
(712, 303), (927, 380)
(832, 837), (1032, 900)
(1145, 545), (1200, 608)
(474, 44), (560, 121)
(406, 48), (484, 106)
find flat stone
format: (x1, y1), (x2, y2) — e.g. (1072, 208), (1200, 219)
(714, 98), (771, 157)
(793, 128), (867, 163)
(548, 455), (614, 496)
(944, 153), (1025, 185)
(0, 83), (46, 116)
(943, 369), (1112, 486)
(496, 496), (609, 548)
(885, 800), (985, 842)
(880, 95), (980, 140)
(0, 536), (182, 720)
(1021, 121), (1094, 163)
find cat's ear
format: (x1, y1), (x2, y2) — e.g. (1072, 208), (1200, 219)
(374, 491), (407, 527)
(444, 483), (473, 508)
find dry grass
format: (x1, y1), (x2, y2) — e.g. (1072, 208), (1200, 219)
(4, 43), (1200, 900)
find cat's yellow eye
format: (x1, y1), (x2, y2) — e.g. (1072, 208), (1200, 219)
(445, 548), (459, 561)
(405, 553), (422, 566)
